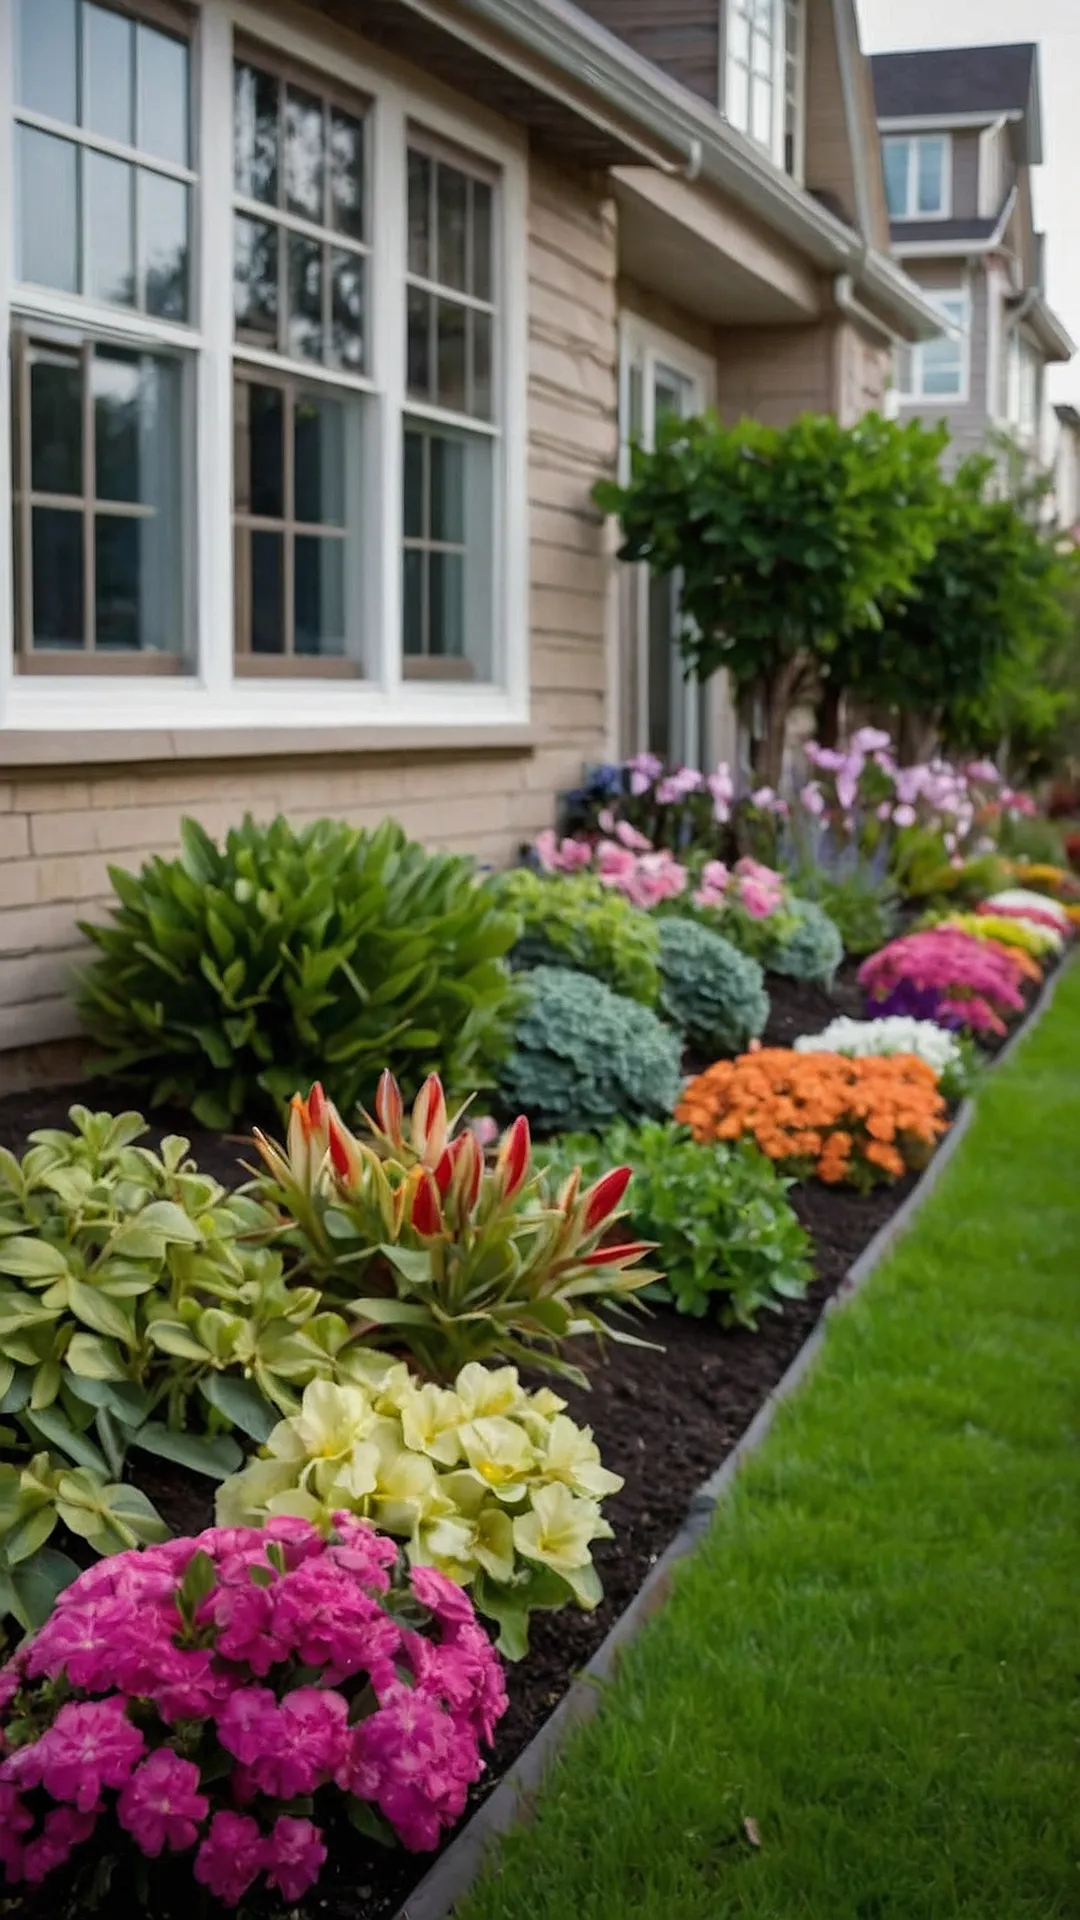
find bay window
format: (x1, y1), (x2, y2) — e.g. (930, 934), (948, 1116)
(723, 0), (804, 180)
(1, 0), (527, 729)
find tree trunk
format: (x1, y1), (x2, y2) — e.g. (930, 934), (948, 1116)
(759, 656), (808, 789)
(816, 681), (843, 749)
(896, 709), (938, 766)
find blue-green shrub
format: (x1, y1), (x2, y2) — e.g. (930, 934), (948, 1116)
(497, 967), (682, 1135)
(657, 917), (767, 1055)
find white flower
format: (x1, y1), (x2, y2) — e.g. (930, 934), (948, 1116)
(794, 1016), (961, 1081)
(986, 889), (1070, 931)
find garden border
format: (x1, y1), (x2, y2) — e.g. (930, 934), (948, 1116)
(395, 958), (1072, 1920)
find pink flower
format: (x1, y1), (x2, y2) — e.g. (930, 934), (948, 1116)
(410, 1564), (480, 1630)
(27, 1699), (145, 1813)
(739, 878), (779, 919)
(850, 725), (891, 753)
(533, 827), (559, 872)
(245, 1689), (350, 1800)
(264, 1816), (328, 1902)
(892, 804), (916, 828)
(117, 1749), (208, 1857)
(21, 1807), (96, 1885)
(0, 1780), (33, 1880)
(209, 1581), (290, 1676)
(614, 819), (652, 851)
(194, 1811), (266, 1907)
(707, 764), (734, 821)
(215, 1687), (281, 1767)
(467, 1114), (499, 1148)
(627, 751), (662, 795)
(655, 767), (703, 804)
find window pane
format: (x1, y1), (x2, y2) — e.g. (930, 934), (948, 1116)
(295, 394), (344, 525)
(882, 141), (908, 218)
(287, 234), (322, 361)
(84, 2), (134, 145)
(285, 86), (324, 222)
(17, 129), (78, 293)
(430, 435), (464, 543)
(30, 350), (82, 497)
(17, 0), (77, 122)
(87, 153), (135, 307)
(436, 165), (468, 291)
(436, 300), (467, 412)
(408, 150), (432, 277)
(751, 75), (772, 146)
(32, 508), (84, 647)
(472, 311), (493, 420)
(234, 63), (279, 205)
(917, 138), (945, 214)
(138, 24), (189, 166)
(403, 431), (424, 539)
(244, 384), (284, 519)
(471, 179), (493, 301)
(295, 536), (345, 655)
(407, 288), (432, 396)
(330, 250), (365, 371)
(95, 515), (140, 649)
(403, 548), (424, 656)
(235, 215), (279, 342)
(330, 110), (364, 240)
(430, 551), (464, 658)
(251, 530), (284, 652)
(94, 349), (142, 503)
(142, 174), (189, 320)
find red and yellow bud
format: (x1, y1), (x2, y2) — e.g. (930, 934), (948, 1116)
(578, 1240), (651, 1267)
(411, 1074), (449, 1168)
(495, 1115), (531, 1199)
(286, 1084), (332, 1188)
(374, 1069), (405, 1147)
(326, 1107), (371, 1193)
(410, 1168), (444, 1237)
(449, 1131), (483, 1216)
(581, 1166), (633, 1233)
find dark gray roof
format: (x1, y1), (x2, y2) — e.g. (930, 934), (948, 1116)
(889, 215), (1001, 247)
(871, 43), (1035, 120)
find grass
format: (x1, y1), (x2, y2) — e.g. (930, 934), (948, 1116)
(458, 962), (1080, 1920)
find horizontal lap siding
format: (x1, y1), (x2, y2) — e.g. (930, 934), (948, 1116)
(572, 0), (719, 105)
(0, 149), (619, 1082)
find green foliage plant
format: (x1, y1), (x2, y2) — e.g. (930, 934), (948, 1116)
(538, 1122), (811, 1327)
(696, 894), (842, 983)
(496, 967), (684, 1136)
(594, 410), (946, 785)
(218, 1363), (622, 1658)
(789, 870), (900, 958)
(656, 918), (768, 1055)
(250, 1072), (656, 1388)
(0, 1108), (354, 1642)
(489, 867), (661, 1006)
(77, 815), (523, 1128)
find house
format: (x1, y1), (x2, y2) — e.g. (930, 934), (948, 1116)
(870, 42), (1074, 465)
(0, 0), (939, 1091)
(1052, 405), (1080, 538)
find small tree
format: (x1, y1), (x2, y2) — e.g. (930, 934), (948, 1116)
(594, 410), (946, 784)
(830, 454), (1076, 762)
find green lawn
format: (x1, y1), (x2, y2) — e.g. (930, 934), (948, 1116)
(459, 962), (1080, 1920)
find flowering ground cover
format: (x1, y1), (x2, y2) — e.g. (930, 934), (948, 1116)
(452, 960), (1080, 1920)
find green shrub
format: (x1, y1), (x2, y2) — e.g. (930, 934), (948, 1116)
(656, 917), (768, 1055)
(77, 816), (523, 1127)
(538, 1122), (811, 1326)
(995, 812), (1066, 866)
(0, 1106), (351, 1643)
(790, 870), (900, 958)
(497, 968), (683, 1135)
(489, 868), (661, 1005)
(763, 896), (844, 982)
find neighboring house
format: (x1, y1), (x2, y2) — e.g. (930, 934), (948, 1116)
(870, 42), (1074, 466)
(0, 0), (938, 1088)
(1052, 405), (1080, 538)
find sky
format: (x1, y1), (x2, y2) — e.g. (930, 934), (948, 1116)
(856, 0), (1080, 406)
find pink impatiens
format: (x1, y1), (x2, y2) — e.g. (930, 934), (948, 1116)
(859, 928), (1027, 1036)
(0, 1517), (507, 1908)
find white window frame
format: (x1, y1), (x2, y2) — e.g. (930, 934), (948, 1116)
(894, 289), (970, 405)
(882, 133), (952, 222)
(0, 0), (529, 735)
(721, 0), (804, 181)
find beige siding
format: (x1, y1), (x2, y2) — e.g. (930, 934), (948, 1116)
(0, 150), (619, 1087)
(712, 318), (836, 423)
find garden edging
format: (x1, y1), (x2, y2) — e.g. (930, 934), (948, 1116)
(394, 956), (1072, 1920)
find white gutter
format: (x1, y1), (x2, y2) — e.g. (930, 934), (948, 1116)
(833, 272), (915, 347)
(396, 0), (943, 339)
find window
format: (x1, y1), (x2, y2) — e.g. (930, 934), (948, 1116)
(3, 1), (524, 722)
(894, 292), (968, 403)
(882, 135), (950, 221)
(1006, 334), (1040, 439)
(403, 141), (498, 679)
(9, 0), (192, 669)
(724, 0), (804, 179)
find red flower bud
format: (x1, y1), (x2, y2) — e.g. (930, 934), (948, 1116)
(374, 1069), (405, 1145)
(410, 1170), (444, 1236)
(308, 1082), (328, 1130)
(433, 1142), (458, 1196)
(327, 1113), (351, 1180)
(496, 1115), (531, 1199)
(412, 1074), (448, 1167)
(581, 1166), (632, 1232)
(579, 1240), (650, 1266)
(451, 1132), (483, 1215)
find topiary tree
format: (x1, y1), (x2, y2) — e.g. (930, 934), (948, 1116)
(594, 410), (946, 784)
(497, 968), (683, 1135)
(656, 917), (768, 1055)
(488, 868), (661, 1006)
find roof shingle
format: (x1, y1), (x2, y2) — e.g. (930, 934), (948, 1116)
(871, 44), (1035, 120)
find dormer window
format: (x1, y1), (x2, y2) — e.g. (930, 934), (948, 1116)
(882, 134), (951, 220)
(723, 0), (804, 180)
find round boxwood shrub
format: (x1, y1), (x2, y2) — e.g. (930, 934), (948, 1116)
(767, 897), (844, 983)
(77, 815), (523, 1128)
(497, 967), (682, 1135)
(657, 917), (768, 1055)
(489, 868), (661, 1006)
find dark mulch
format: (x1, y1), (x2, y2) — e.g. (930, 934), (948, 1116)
(0, 961), (1050, 1920)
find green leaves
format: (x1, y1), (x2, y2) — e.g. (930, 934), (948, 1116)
(489, 869), (662, 1008)
(77, 814), (524, 1126)
(497, 967), (683, 1137)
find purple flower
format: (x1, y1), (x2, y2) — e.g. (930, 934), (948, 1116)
(117, 1749), (208, 1857)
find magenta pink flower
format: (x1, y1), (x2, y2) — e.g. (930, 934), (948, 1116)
(31, 1699), (144, 1812)
(117, 1750), (208, 1856)
(215, 1686), (280, 1767)
(264, 1815), (328, 1902)
(21, 1807), (96, 1885)
(194, 1810), (266, 1906)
